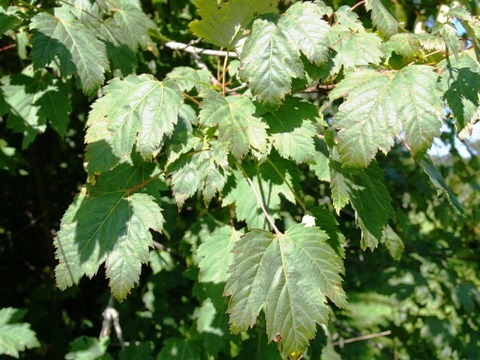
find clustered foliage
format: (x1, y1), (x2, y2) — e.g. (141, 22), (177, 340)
(0, 0), (479, 359)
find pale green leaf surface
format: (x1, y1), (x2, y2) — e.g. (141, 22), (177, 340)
(54, 162), (165, 300)
(109, 3), (156, 50)
(263, 97), (318, 163)
(333, 6), (364, 32)
(365, 0), (400, 38)
(330, 162), (393, 250)
(310, 138), (330, 182)
(100, 20), (137, 76)
(385, 33), (445, 61)
(239, 19), (304, 105)
(165, 66), (211, 93)
(0, 308), (40, 358)
(30, 7), (108, 96)
(85, 74), (183, 173)
(197, 226), (244, 283)
(331, 31), (383, 74)
(439, 50), (480, 132)
(225, 224), (346, 357)
(189, 0), (278, 48)
(65, 336), (110, 360)
(199, 92), (268, 158)
(330, 66), (443, 167)
(280, 2), (330, 65)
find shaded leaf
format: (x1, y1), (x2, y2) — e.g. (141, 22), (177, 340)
(30, 6), (108, 96)
(157, 338), (200, 360)
(439, 49), (480, 133)
(225, 224), (346, 357)
(199, 91), (268, 158)
(85, 74), (183, 174)
(330, 161), (393, 250)
(262, 97), (319, 163)
(197, 226), (244, 283)
(54, 161), (165, 300)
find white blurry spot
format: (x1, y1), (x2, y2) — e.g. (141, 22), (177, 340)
(302, 214), (316, 227)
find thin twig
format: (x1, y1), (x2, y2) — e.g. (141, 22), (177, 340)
(246, 177), (281, 234)
(349, 0), (366, 12)
(332, 330), (391, 347)
(164, 41), (238, 58)
(395, 134), (412, 152)
(125, 172), (162, 195)
(0, 44), (16, 52)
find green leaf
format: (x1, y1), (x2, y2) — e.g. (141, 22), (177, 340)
(225, 224), (346, 357)
(381, 225), (404, 261)
(169, 140), (230, 208)
(330, 66), (443, 167)
(333, 6), (364, 32)
(0, 308), (40, 358)
(85, 74), (183, 174)
(365, 0), (400, 38)
(165, 66), (211, 93)
(239, 18), (304, 105)
(199, 91), (268, 158)
(197, 226), (244, 284)
(331, 30), (383, 74)
(189, 0), (279, 48)
(385, 33), (445, 62)
(106, 2), (156, 50)
(65, 336), (110, 360)
(222, 161), (297, 230)
(281, 2), (330, 65)
(262, 97), (319, 163)
(0, 6), (22, 35)
(310, 138), (330, 182)
(0, 71), (71, 148)
(439, 49), (480, 133)
(54, 161), (165, 300)
(30, 6), (108, 96)
(419, 156), (463, 215)
(330, 161), (393, 250)
(157, 338), (200, 360)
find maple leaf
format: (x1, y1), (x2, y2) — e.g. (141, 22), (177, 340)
(330, 66), (443, 167)
(30, 6), (108, 96)
(189, 0), (279, 48)
(225, 224), (346, 357)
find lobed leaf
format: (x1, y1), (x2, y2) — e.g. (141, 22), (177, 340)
(365, 0), (400, 38)
(0, 71), (71, 149)
(239, 19), (304, 105)
(197, 226), (244, 284)
(85, 74), (183, 174)
(30, 6), (108, 96)
(262, 97), (319, 163)
(225, 224), (346, 357)
(330, 161), (393, 250)
(439, 49), (480, 133)
(189, 0), (278, 48)
(330, 66), (443, 167)
(199, 91), (268, 158)
(0, 308), (40, 358)
(54, 161), (165, 300)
